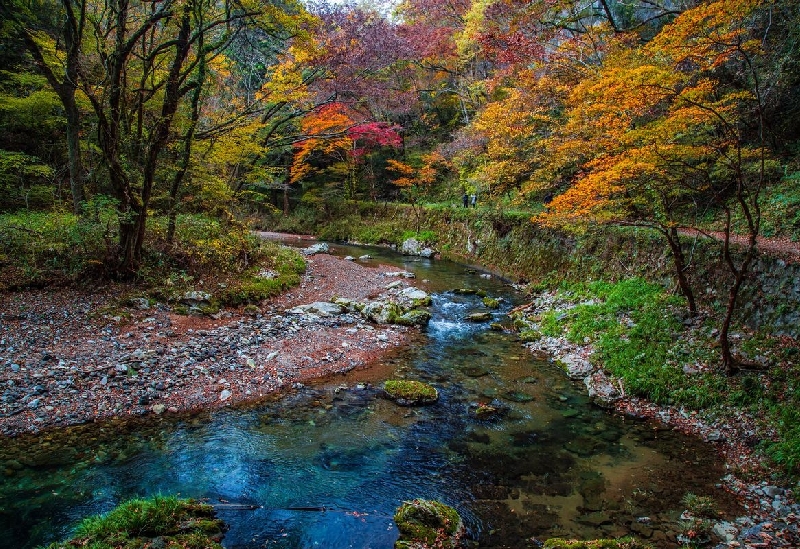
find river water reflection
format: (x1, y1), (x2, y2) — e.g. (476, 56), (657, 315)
(0, 242), (741, 548)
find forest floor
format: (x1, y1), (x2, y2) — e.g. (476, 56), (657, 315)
(0, 253), (417, 437)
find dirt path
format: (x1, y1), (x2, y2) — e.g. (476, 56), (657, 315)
(680, 228), (800, 264)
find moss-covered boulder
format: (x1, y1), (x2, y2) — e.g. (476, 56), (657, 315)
(482, 296), (500, 309)
(40, 496), (226, 549)
(394, 499), (463, 549)
(397, 309), (433, 327)
(452, 288), (478, 295)
(384, 380), (439, 406)
(466, 312), (493, 322)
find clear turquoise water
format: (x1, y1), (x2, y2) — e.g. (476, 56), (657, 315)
(0, 244), (740, 548)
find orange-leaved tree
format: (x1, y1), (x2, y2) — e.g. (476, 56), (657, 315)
(535, 0), (776, 373)
(386, 152), (444, 233)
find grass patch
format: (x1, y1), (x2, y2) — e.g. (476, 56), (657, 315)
(0, 204), (117, 288)
(384, 380), (439, 404)
(39, 495), (225, 549)
(530, 278), (800, 478)
(542, 539), (651, 549)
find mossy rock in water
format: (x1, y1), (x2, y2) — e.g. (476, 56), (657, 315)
(452, 288), (478, 295)
(468, 400), (508, 420)
(466, 312), (493, 322)
(40, 496), (226, 549)
(482, 297), (500, 309)
(543, 538), (651, 549)
(384, 380), (439, 406)
(394, 499), (463, 548)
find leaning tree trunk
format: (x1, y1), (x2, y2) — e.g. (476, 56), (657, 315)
(719, 193), (759, 376)
(664, 226), (697, 316)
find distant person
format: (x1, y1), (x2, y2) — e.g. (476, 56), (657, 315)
(462, 192), (469, 208)
(470, 194), (477, 208)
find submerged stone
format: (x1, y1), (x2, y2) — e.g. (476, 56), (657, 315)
(503, 391), (534, 403)
(461, 365), (490, 378)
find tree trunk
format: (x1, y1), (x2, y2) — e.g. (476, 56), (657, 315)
(19, 0), (86, 214)
(64, 95), (85, 213)
(664, 226), (697, 316)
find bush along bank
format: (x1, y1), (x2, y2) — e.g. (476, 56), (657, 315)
(0, 209), (308, 313)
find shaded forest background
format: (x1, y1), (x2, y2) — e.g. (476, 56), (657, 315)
(3, 0), (800, 364)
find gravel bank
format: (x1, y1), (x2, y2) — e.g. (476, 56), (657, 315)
(0, 254), (416, 437)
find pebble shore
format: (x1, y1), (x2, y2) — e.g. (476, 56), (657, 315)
(0, 254), (413, 437)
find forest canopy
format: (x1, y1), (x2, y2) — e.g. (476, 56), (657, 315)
(1, 0), (798, 283)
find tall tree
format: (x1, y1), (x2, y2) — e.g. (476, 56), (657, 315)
(2, 0), (87, 213)
(535, 0), (776, 373)
(70, 0), (308, 275)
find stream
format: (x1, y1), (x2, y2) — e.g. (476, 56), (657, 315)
(0, 242), (741, 548)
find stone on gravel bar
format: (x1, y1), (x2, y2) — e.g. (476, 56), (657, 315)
(286, 302), (344, 316)
(302, 243), (329, 255)
(400, 288), (428, 301)
(559, 352), (594, 379)
(181, 291), (212, 304)
(384, 271), (416, 278)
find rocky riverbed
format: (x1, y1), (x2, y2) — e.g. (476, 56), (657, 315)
(0, 253), (425, 437)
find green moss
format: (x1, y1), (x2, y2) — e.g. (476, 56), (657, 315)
(384, 380), (439, 405)
(412, 296), (433, 307)
(394, 499), (462, 549)
(396, 309), (433, 327)
(482, 296), (500, 309)
(542, 538), (651, 549)
(39, 496), (225, 549)
(519, 329), (542, 342)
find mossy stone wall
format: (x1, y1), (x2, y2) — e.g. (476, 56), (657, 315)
(288, 202), (799, 337)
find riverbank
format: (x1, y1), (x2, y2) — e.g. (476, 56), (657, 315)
(0, 253), (418, 437)
(514, 290), (800, 548)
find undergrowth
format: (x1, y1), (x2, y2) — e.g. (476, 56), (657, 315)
(0, 203), (306, 308)
(531, 278), (800, 478)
